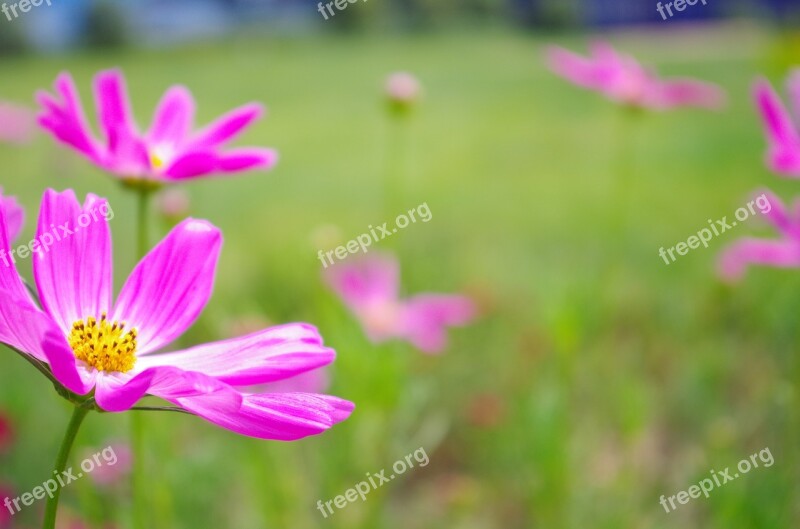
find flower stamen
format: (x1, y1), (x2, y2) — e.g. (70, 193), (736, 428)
(68, 313), (137, 373)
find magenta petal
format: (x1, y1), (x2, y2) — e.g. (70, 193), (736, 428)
(94, 366), (242, 412)
(112, 219), (222, 354)
(754, 189), (796, 237)
(754, 78), (800, 175)
(36, 72), (103, 163)
(400, 294), (477, 354)
(187, 103), (264, 150)
(654, 79), (727, 110)
(216, 148), (278, 173)
(93, 70), (149, 172)
(786, 69), (800, 122)
(33, 190), (113, 335)
(146, 86), (195, 146)
(163, 150), (219, 180)
(0, 289), (52, 362)
(41, 328), (94, 395)
(174, 392), (354, 441)
(137, 323), (335, 386)
(0, 190), (24, 244)
(545, 46), (609, 92)
(718, 238), (800, 281)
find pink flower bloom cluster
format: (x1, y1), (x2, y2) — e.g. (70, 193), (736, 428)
(546, 41), (726, 111)
(325, 253), (476, 354)
(720, 71), (800, 279)
(0, 189), (352, 441)
(37, 70), (278, 184)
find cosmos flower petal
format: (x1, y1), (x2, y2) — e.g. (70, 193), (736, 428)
(0, 290), (52, 362)
(162, 150), (219, 180)
(399, 294), (477, 354)
(112, 219), (221, 354)
(41, 328), (95, 395)
(33, 189), (113, 336)
(187, 103), (264, 151)
(652, 79), (727, 110)
(755, 188), (796, 238)
(147, 86), (195, 146)
(718, 238), (800, 281)
(136, 323), (336, 386)
(172, 392), (354, 441)
(546, 45), (610, 91)
(0, 189), (24, 244)
(0, 195), (37, 315)
(93, 69), (150, 172)
(35, 72), (103, 163)
(324, 253), (400, 312)
(754, 78), (800, 176)
(94, 366), (242, 413)
(216, 147), (279, 173)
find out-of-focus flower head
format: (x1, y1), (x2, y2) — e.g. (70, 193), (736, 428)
(156, 188), (190, 222)
(718, 189), (800, 281)
(37, 69), (278, 187)
(754, 70), (800, 177)
(0, 102), (35, 144)
(324, 252), (476, 354)
(546, 41), (726, 111)
(385, 72), (422, 116)
(85, 442), (132, 486)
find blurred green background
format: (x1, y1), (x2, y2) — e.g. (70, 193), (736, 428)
(1, 2), (800, 528)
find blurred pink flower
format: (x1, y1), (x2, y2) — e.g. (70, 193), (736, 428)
(0, 102), (35, 144)
(0, 411), (13, 454)
(0, 485), (14, 528)
(718, 189), (800, 281)
(86, 443), (131, 486)
(0, 189), (352, 441)
(37, 69), (278, 185)
(754, 71), (800, 176)
(156, 188), (190, 220)
(385, 72), (421, 105)
(546, 41), (726, 111)
(324, 253), (476, 354)
(0, 189), (23, 244)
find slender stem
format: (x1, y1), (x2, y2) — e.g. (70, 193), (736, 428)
(385, 114), (407, 224)
(131, 186), (152, 529)
(42, 406), (90, 529)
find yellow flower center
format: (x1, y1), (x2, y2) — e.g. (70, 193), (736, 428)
(150, 152), (165, 170)
(68, 313), (137, 373)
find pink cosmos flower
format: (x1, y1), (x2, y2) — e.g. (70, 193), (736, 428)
(546, 41), (726, 111)
(0, 189), (23, 244)
(85, 442), (131, 486)
(36, 70), (278, 184)
(0, 189), (352, 440)
(385, 72), (421, 104)
(718, 189), (800, 281)
(0, 102), (35, 144)
(754, 71), (800, 176)
(324, 253), (476, 354)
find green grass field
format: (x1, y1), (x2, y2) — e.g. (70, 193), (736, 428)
(1, 25), (798, 528)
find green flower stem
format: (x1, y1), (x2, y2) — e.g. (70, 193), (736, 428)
(131, 186), (153, 529)
(42, 405), (90, 529)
